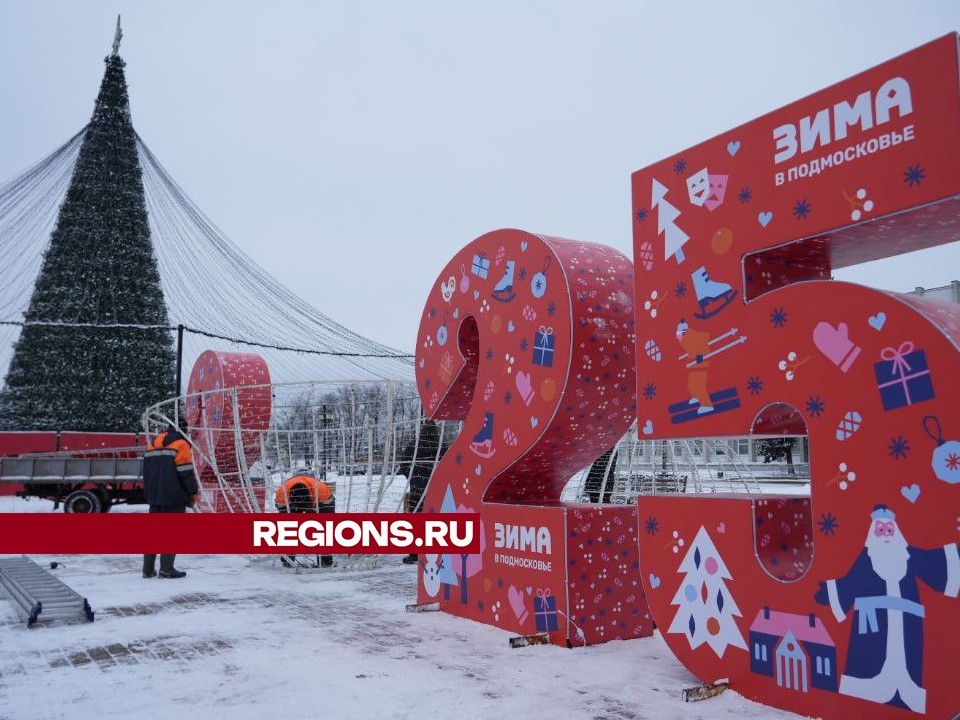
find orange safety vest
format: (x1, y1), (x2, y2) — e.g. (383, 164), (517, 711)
(275, 476), (333, 510)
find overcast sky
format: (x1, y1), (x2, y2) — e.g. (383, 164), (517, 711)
(1, 1), (958, 353)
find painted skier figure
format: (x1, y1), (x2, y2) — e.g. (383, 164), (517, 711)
(676, 319), (713, 414)
(814, 505), (960, 713)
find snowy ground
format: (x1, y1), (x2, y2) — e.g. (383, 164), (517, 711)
(0, 496), (807, 720)
(0, 553), (807, 720)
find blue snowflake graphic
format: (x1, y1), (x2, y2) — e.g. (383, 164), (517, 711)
(770, 307), (788, 328)
(518, 267), (528, 281)
(645, 516), (659, 535)
(904, 164), (925, 187)
(534, 277), (544, 294)
(888, 435), (910, 460)
(547, 302), (557, 316)
(792, 199), (811, 220)
(747, 376), (763, 395)
(519, 338), (529, 352)
(738, 187), (752, 204)
(424, 378), (431, 389)
(818, 513), (839, 536)
(643, 383), (657, 401)
(635, 207), (648, 222)
(503, 391), (513, 405)
(806, 395), (825, 418)
(485, 347), (495, 361)
(675, 281), (687, 298)
(674, 158), (687, 174)
(455, 452), (463, 466)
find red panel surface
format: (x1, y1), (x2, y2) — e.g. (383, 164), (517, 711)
(632, 34), (960, 719)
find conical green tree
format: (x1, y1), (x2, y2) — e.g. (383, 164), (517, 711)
(0, 46), (175, 432)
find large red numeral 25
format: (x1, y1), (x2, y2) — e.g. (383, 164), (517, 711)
(415, 229), (653, 646)
(632, 36), (960, 719)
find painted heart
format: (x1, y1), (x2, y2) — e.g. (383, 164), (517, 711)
(642, 420), (654, 435)
(868, 312), (886, 331)
(520, 241), (528, 252)
(530, 416), (539, 428)
(507, 320), (516, 332)
(526, 586), (532, 595)
(901, 483), (921, 503)
(758, 211), (773, 227)
(648, 574), (661, 589)
(475, 465), (482, 476)
(716, 522), (726, 534)
(473, 290), (480, 299)
(726, 140), (741, 156)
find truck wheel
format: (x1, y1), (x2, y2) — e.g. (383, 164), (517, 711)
(63, 490), (101, 514)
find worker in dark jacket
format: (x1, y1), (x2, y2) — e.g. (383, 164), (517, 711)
(142, 423), (198, 579)
(398, 419), (445, 564)
(275, 472), (335, 568)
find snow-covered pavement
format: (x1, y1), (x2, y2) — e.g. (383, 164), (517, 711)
(0, 549), (806, 720)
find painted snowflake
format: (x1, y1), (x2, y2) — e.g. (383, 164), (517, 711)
(503, 391), (513, 405)
(747, 376), (763, 395)
(818, 513), (839, 536)
(738, 187), (752, 204)
(904, 164), (925, 187)
(806, 395), (825, 418)
(643, 382), (656, 401)
(946, 452), (960, 472)
(888, 436), (910, 460)
(485, 347), (495, 361)
(518, 267), (528, 281)
(792, 199), (811, 220)
(674, 158), (687, 174)
(635, 207), (648, 222)
(519, 338), (529, 352)
(547, 302), (557, 316)
(455, 452), (463, 466)
(675, 281), (687, 299)
(645, 516), (659, 535)
(770, 307), (788, 328)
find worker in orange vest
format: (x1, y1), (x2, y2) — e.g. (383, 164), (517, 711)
(142, 421), (199, 579)
(275, 472), (335, 568)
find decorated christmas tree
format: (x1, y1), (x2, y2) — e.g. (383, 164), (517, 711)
(667, 525), (748, 657)
(0, 21), (175, 431)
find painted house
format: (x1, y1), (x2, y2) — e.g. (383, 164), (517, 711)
(749, 607), (837, 693)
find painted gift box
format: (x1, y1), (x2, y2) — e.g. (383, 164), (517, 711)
(471, 253), (490, 279)
(872, 341), (935, 411)
(534, 588), (559, 632)
(532, 326), (555, 367)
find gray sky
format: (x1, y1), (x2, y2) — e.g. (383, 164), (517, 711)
(1, 1), (958, 353)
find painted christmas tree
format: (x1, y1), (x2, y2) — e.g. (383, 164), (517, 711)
(667, 525), (747, 657)
(652, 179), (689, 264)
(437, 485), (460, 600)
(0, 22), (175, 431)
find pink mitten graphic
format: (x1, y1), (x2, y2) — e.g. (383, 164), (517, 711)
(515, 371), (535, 406)
(813, 321), (861, 372)
(508, 585), (528, 624)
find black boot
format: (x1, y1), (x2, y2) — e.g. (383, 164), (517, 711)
(402, 554), (419, 565)
(158, 568), (187, 579)
(142, 554), (157, 578)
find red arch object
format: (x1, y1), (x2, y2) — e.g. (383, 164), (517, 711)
(631, 35), (960, 718)
(184, 350), (271, 510)
(414, 229), (653, 646)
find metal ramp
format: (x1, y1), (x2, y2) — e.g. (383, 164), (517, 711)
(0, 556), (94, 627)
